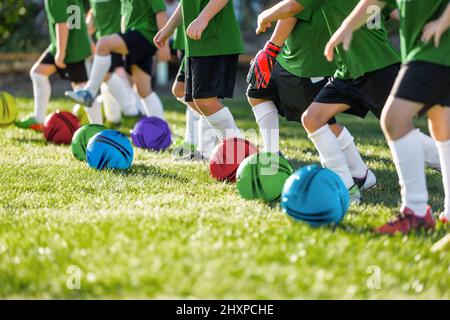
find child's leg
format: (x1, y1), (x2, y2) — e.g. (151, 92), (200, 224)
(73, 82), (103, 125)
(100, 83), (122, 124)
(381, 96), (428, 215)
(302, 102), (355, 190)
(85, 35), (129, 97)
(248, 97), (279, 153)
(427, 106), (450, 220)
(173, 79), (200, 146)
(131, 65), (165, 119)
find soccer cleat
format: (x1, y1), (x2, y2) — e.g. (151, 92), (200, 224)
(375, 206), (436, 235)
(348, 184), (362, 205)
(174, 150), (207, 162)
(439, 212), (449, 224)
(353, 169), (376, 191)
(65, 89), (94, 107)
(15, 116), (44, 131)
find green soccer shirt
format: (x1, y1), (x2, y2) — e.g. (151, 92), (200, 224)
(180, 0), (245, 57)
(45, 0), (92, 64)
(90, 0), (121, 38)
(383, 0), (450, 67)
(277, 9), (337, 78)
(173, 25), (186, 51)
(295, 0), (400, 79)
(121, 0), (166, 45)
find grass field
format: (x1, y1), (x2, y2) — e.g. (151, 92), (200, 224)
(0, 96), (449, 299)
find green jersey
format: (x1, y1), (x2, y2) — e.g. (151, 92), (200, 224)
(277, 9), (336, 78)
(90, 0), (121, 38)
(45, 0), (92, 63)
(121, 0), (166, 45)
(180, 0), (245, 57)
(173, 25), (186, 51)
(383, 0), (450, 67)
(296, 0), (400, 79)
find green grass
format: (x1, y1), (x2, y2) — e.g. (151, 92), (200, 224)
(0, 97), (449, 299)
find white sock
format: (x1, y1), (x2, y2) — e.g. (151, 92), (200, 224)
(252, 101), (279, 153)
(133, 90), (145, 115)
(309, 124), (354, 189)
(197, 116), (217, 159)
(30, 72), (51, 123)
(86, 55), (112, 96)
(100, 83), (121, 124)
(142, 92), (165, 119)
(417, 129), (441, 170)
(205, 107), (243, 141)
(436, 140), (450, 216)
(184, 106), (200, 145)
(84, 98), (103, 125)
(388, 130), (428, 216)
(337, 127), (368, 178)
(105, 73), (134, 113)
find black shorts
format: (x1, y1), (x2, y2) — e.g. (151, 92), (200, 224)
(109, 53), (124, 73)
(246, 63), (334, 123)
(118, 30), (156, 76)
(315, 63), (400, 119)
(41, 51), (88, 83)
(185, 54), (238, 102)
(391, 61), (450, 115)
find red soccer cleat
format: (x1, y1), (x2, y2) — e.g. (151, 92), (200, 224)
(439, 212), (449, 224)
(375, 206), (436, 235)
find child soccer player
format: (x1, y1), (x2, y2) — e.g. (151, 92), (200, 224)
(87, 0), (141, 124)
(154, 1), (244, 161)
(255, 0), (442, 204)
(247, 12), (377, 197)
(16, 0), (102, 131)
(66, 0), (171, 120)
(325, 0), (450, 233)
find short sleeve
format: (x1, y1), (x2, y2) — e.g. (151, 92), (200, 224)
(295, 0), (325, 10)
(48, 0), (70, 23)
(152, 0), (166, 13)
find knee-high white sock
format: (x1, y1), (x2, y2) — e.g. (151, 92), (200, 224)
(184, 105), (200, 145)
(30, 72), (51, 123)
(133, 90), (145, 115)
(436, 140), (450, 217)
(105, 73), (133, 112)
(100, 83), (121, 124)
(86, 55), (111, 96)
(252, 101), (279, 153)
(388, 130), (428, 216)
(309, 124), (354, 189)
(84, 98), (103, 125)
(337, 127), (368, 178)
(142, 92), (165, 119)
(197, 116), (217, 159)
(204, 107), (243, 141)
(417, 129), (441, 170)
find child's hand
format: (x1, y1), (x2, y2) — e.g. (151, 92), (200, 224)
(256, 11), (272, 35)
(324, 26), (354, 62)
(55, 50), (66, 69)
(154, 26), (173, 49)
(186, 17), (208, 40)
(422, 16), (449, 48)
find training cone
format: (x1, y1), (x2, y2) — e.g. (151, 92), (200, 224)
(131, 116), (171, 151)
(210, 138), (258, 182)
(71, 124), (106, 161)
(236, 152), (293, 202)
(281, 165), (350, 227)
(43, 111), (80, 145)
(86, 129), (134, 170)
(0, 91), (18, 126)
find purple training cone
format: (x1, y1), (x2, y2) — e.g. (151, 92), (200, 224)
(131, 116), (172, 151)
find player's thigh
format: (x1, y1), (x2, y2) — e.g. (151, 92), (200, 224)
(301, 102), (349, 133)
(97, 34), (129, 56)
(130, 64), (151, 97)
(427, 105), (450, 142)
(31, 52), (57, 76)
(380, 96), (422, 140)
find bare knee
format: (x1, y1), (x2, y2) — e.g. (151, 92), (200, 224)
(193, 98), (222, 116)
(301, 109), (326, 133)
(247, 97), (268, 108)
(381, 98), (416, 140)
(96, 38), (111, 56)
(172, 81), (185, 100)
